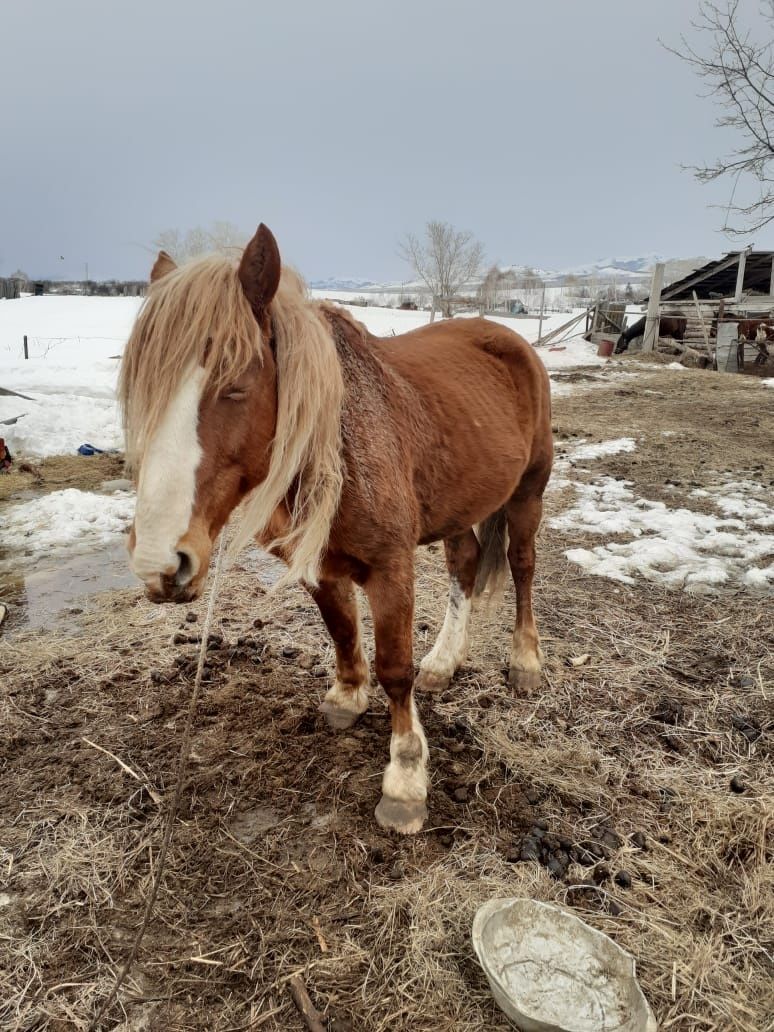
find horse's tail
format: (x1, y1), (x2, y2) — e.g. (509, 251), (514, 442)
(473, 507), (509, 601)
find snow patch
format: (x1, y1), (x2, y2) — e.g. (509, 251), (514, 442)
(570, 437), (636, 461)
(1, 488), (134, 560)
(552, 477), (774, 592)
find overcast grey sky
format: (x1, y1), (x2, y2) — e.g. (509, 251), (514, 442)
(0, 0), (767, 281)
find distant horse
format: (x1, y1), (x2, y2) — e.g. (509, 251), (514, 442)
(120, 224), (553, 834)
(615, 314), (687, 353)
(737, 319), (774, 342)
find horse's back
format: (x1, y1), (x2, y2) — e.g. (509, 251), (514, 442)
(374, 317), (548, 399)
(371, 316), (552, 502)
(373, 317), (550, 441)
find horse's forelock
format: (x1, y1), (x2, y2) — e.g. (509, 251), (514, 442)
(119, 256), (263, 468)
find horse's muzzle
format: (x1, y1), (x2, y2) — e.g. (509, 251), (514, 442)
(140, 548), (202, 604)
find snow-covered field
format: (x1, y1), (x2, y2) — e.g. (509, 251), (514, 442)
(0, 296), (139, 457)
(0, 295), (594, 459)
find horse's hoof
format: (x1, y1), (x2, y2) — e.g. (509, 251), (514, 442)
(319, 699), (362, 730)
(415, 667), (451, 693)
(509, 667), (541, 695)
(319, 684), (368, 730)
(375, 794), (427, 835)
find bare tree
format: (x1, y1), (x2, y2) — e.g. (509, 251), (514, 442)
(668, 0), (774, 234)
(479, 262), (502, 312)
(152, 221), (247, 263)
(400, 221), (483, 320)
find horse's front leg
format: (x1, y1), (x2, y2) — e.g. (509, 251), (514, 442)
(364, 562), (429, 835)
(308, 577), (369, 730)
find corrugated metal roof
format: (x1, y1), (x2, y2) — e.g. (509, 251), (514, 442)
(660, 251), (774, 300)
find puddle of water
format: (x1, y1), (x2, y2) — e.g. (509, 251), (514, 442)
(0, 541), (136, 633)
(0, 542), (289, 634)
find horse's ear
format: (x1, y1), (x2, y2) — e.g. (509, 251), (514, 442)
(238, 224), (281, 318)
(150, 250), (177, 283)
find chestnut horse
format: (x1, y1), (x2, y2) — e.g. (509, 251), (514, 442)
(120, 225), (552, 834)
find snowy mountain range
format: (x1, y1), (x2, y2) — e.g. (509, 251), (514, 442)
(311, 254), (710, 293)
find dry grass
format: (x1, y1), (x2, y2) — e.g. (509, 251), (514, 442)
(1, 365), (773, 1031)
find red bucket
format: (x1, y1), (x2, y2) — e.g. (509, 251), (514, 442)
(597, 338), (615, 357)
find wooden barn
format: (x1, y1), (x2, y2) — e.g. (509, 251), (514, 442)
(622, 248), (774, 374)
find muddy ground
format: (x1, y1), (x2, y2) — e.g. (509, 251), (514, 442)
(1, 361), (772, 1031)
(0, 453), (125, 505)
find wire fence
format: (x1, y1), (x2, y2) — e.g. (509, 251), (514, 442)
(2, 336), (127, 360)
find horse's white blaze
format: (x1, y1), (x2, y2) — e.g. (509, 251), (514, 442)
(382, 701), (429, 803)
(131, 366), (205, 585)
(419, 578), (472, 682)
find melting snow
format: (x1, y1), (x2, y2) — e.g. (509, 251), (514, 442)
(1, 488), (134, 561)
(569, 438), (637, 461)
(552, 475), (774, 592)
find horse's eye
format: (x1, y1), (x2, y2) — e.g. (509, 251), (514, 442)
(223, 388), (247, 402)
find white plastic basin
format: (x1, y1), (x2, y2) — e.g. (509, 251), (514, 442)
(472, 898), (657, 1032)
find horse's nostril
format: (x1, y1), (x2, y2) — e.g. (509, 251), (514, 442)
(175, 550), (194, 587)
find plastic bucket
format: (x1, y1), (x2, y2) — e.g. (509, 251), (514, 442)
(597, 337), (615, 357)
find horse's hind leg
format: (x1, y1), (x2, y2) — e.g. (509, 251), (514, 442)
(506, 483), (546, 694)
(416, 529), (480, 693)
(309, 577), (369, 730)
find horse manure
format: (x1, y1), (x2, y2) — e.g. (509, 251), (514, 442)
(185, 611), (198, 623)
(651, 697), (685, 725)
(453, 786), (469, 803)
(311, 664), (328, 678)
(731, 714), (762, 743)
(592, 864), (611, 885)
(630, 831), (648, 850)
(547, 854), (569, 880)
(730, 776), (748, 794)
(519, 838), (541, 863)
(566, 883), (599, 906)
(614, 870), (632, 889)
(573, 840), (608, 865)
(594, 828), (621, 851)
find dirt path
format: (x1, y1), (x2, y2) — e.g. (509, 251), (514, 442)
(1, 365), (772, 1032)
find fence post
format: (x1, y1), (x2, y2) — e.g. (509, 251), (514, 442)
(642, 263), (665, 352)
(537, 284), (546, 342)
(23, 335), (28, 360)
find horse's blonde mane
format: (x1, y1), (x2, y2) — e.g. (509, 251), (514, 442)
(119, 256), (344, 588)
